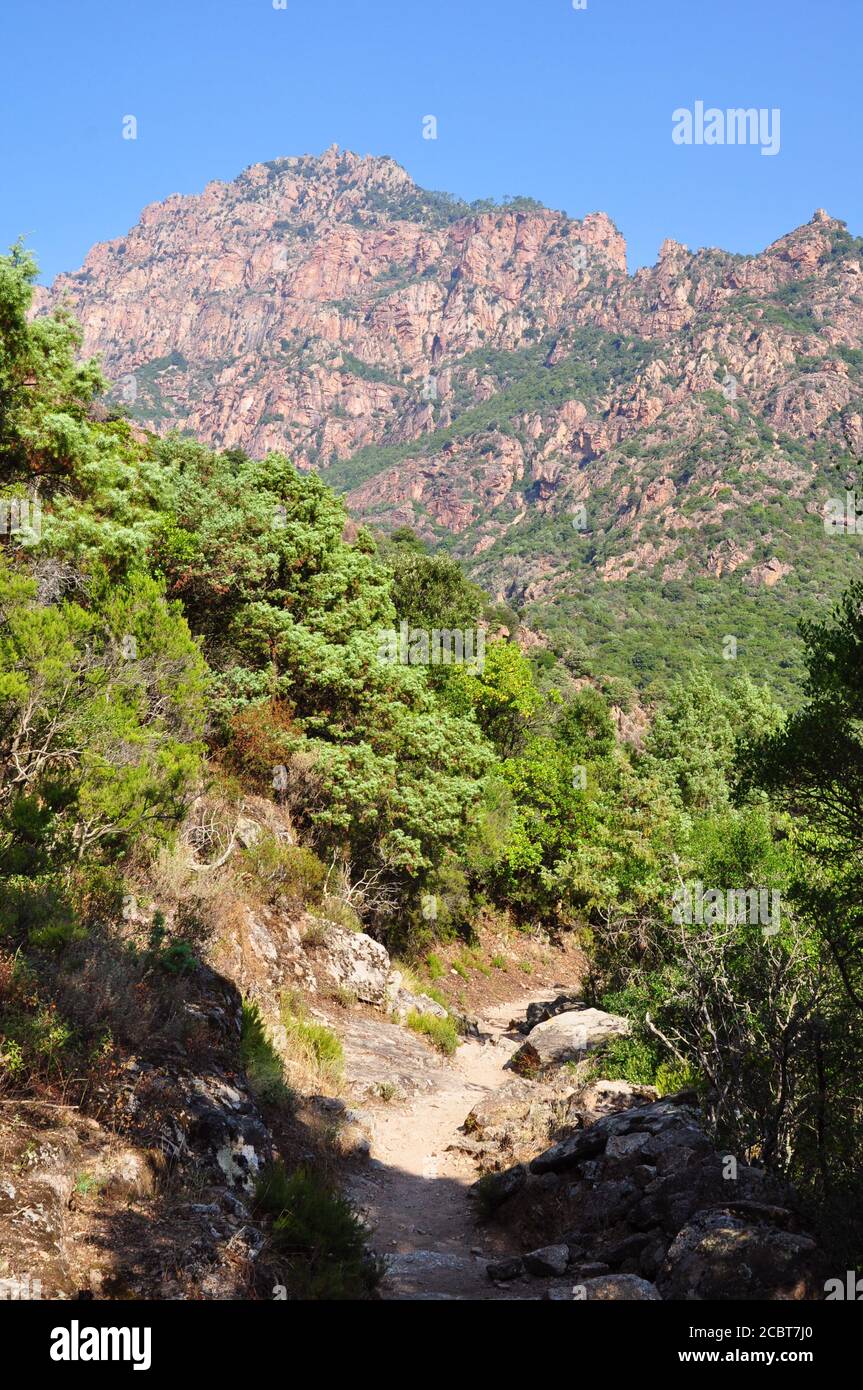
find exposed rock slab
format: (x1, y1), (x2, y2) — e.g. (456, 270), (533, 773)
(337, 1014), (450, 1099)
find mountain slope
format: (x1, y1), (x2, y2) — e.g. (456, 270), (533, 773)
(38, 146), (863, 694)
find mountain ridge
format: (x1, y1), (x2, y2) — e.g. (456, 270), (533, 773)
(35, 145), (863, 692)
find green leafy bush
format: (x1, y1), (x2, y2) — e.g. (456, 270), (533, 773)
(239, 838), (327, 907)
(255, 1162), (382, 1299)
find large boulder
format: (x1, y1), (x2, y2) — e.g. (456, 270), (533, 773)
(658, 1206), (820, 1301)
(463, 1077), (563, 1160)
(316, 925), (391, 1006)
(523, 1243), (569, 1276)
(470, 1163), (528, 1211)
(512, 1008), (629, 1075)
(577, 1078), (658, 1120)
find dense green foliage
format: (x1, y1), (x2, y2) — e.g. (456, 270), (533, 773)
(2, 244), (862, 1274)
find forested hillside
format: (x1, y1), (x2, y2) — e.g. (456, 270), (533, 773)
(3, 243), (863, 1295)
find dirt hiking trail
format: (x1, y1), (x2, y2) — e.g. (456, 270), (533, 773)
(349, 989), (561, 1300)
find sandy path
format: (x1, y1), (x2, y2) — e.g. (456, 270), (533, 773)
(349, 991), (560, 1300)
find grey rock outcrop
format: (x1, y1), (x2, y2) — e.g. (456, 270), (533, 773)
(658, 1206), (820, 1301)
(511, 1007), (629, 1074)
(315, 925), (391, 1006)
(523, 1243), (570, 1276)
(385, 970), (448, 1023)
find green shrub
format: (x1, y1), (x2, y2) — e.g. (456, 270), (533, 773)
(0, 1000), (75, 1082)
(592, 1029), (698, 1096)
(240, 838), (327, 907)
(422, 985), (448, 1009)
(405, 1010), (459, 1056)
(460, 947), (490, 976)
(593, 1034), (660, 1088)
(426, 952), (444, 980)
(0, 879), (84, 950)
(473, 1171), (506, 1218)
(74, 1171), (104, 1198)
(255, 1162), (383, 1299)
(311, 898), (363, 933)
(654, 1061), (699, 1096)
(145, 916), (198, 975)
(0, 1036), (24, 1080)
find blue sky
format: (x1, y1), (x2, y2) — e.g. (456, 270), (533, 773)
(2, 0), (860, 282)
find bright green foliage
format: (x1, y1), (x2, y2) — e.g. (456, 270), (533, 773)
(744, 579), (863, 996)
(0, 563), (206, 897)
(0, 245), (168, 576)
(447, 639), (543, 754)
(279, 997), (344, 1079)
(496, 734), (602, 907)
(0, 243), (104, 479)
(643, 668), (784, 813)
(103, 437), (495, 878)
(405, 1009), (459, 1055)
(0, 249), (203, 951)
(465, 676), (678, 925)
(385, 547), (484, 634)
(241, 1000), (297, 1109)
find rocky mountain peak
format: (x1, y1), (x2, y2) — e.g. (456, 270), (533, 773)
(35, 154), (863, 691)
